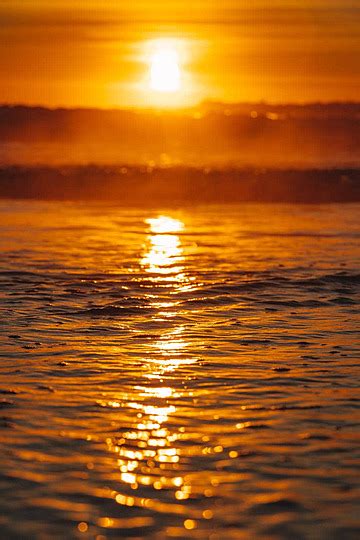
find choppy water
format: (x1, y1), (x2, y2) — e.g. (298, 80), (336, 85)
(0, 201), (359, 540)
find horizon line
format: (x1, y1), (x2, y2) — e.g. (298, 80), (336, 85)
(1, 100), (360, 113)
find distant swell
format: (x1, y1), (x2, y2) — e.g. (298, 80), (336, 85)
(76, 305), (155, 317)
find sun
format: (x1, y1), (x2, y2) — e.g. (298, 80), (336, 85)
(150, 44), (181, 93)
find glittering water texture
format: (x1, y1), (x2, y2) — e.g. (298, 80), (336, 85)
(0, 201), (359, 540)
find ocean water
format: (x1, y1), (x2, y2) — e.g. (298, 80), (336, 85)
(0, 201), (359, 540)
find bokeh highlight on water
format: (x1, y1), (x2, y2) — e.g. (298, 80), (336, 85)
(0, 201), (359, 539)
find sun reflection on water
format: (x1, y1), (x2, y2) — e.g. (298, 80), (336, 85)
(106, 215), (199, 513)
(146, 216), (184, 235)
(144, 326), (198, 377)
(141, 216), (185, 276)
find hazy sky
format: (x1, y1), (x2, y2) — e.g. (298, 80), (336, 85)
(1, 0), (359, 107)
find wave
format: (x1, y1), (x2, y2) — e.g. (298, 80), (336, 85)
(0, 165), (359, 203)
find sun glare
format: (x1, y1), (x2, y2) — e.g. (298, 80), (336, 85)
(150, 45), (181, 93)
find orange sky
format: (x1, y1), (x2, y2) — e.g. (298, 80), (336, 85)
(0, 1), (359, 108)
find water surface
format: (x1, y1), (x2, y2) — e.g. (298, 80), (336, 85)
(0, 201), (359, 539)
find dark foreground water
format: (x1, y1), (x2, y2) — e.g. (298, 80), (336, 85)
(0, 201), (359, 540)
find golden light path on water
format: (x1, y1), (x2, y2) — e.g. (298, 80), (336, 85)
(141, 216), (185, 276)
(104, 215), (202, 527)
